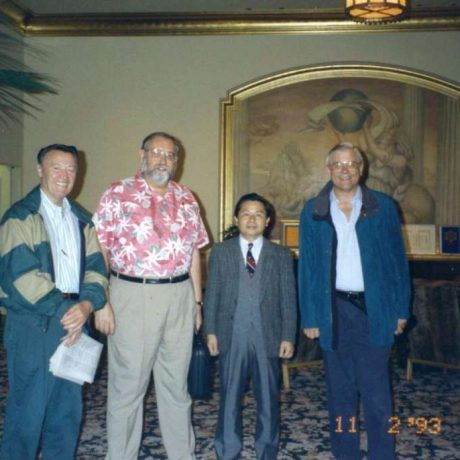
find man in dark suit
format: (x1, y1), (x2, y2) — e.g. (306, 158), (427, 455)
(204, 193), (297, 460)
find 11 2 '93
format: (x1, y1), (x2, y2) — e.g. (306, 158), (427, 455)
(334, 416), (442, 435)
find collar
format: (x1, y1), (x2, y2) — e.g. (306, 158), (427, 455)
(239, 235), (264, 251)
(135, 172), (179, 196)
(40, 189), (71, 216)
(313, 181), (379, 221)
(17, 186), (90, 225)
(330, 186), (363, 207)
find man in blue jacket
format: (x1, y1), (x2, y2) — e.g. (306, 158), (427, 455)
(298, 143), (410, 460)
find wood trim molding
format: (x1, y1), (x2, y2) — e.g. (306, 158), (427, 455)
(1, 0), (460, 37)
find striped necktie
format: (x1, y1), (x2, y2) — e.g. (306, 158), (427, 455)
(246, 242), (256, 277)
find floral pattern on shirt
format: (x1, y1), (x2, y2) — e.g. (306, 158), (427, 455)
(94, 174), (209, 277)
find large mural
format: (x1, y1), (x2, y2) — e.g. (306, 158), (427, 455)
(221, 66), (460, 242)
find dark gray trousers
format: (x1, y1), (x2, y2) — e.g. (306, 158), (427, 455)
(215, 336), (280, 460)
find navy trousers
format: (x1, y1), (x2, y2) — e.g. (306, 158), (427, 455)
(215, 336), (280, 460)
(0, 307), (83, 460)
(322, 297), (395, 460)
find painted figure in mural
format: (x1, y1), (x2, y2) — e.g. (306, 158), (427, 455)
(360, 102), (435, 223)
(204, 193), (297, 460)
(93, 132), (209, 460)
(306, 88), (435, 223)
(265, 142), (316, 219)
(298, 142), (411, 460)
(0, 144), (109, 460)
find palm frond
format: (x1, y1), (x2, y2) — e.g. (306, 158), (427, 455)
(0, 87), (44, 113)
(0, 70), (57, 93)
(0, 17), (58, 125)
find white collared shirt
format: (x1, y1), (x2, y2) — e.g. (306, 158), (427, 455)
(330, 187), (365, 292)
(239, 235), (263, 264)
(39, 190), (81, 293)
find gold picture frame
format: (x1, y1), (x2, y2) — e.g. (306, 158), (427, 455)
(220, 63), (460, 259)
(280, 219), (300, 251)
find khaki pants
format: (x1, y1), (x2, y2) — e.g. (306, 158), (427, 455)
(106, 276), (196, 460)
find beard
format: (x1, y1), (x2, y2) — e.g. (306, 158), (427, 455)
(141, 160), (174, 186)
(146, 169), (171, 185)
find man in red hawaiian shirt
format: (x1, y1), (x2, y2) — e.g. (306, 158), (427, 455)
(94, 132), (209, 460)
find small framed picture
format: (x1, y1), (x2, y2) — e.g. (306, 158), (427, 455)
(402, 224), (437, 255)
(440, 226), (460, 254)
(280, 220), (300, 251)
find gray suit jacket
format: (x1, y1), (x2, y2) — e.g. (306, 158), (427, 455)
(203, 237), (297, 357)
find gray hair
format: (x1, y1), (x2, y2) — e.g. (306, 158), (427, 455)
(141, 131), (180, 154)
(325, 142), (364, 166)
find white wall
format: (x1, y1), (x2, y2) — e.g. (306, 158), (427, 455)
(22, 31), (460, 240)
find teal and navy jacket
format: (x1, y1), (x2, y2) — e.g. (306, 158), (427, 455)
(298, 181), (411, 351)
(0, 186), (108, 318)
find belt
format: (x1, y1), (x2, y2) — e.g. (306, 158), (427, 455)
(110, 269), (189, 284)
(335, 290), (367, 314)
(62, 293), (80, 300)
(335, 290), (365, 302)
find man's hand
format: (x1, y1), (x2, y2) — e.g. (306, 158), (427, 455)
(61, 301), (93, 346)
(304, 327), (320, 340)
(195, 306), (203, 331)
(207, 334), (219, 356)
(395, 318), (407, 335)
(279, 341), (294, 359)
(95, 303), (116, 335)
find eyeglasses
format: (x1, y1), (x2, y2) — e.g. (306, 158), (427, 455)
(145, 147), (177, 161)
(328, 160), (362, 171)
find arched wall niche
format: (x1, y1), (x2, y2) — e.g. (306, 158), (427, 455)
(220, 63), (460, 256)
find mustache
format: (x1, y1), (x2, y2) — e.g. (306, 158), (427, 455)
(141, 160), (174, 184)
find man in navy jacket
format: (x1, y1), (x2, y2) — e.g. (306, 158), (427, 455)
(298, 143), (410, 460)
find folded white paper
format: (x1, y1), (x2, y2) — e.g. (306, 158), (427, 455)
(49, 333), (103, 385)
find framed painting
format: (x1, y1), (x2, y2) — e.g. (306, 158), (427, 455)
(440, 226), (460, 255)
(402, 224), (437, 256)
(280, 219), (300, 252)
(220, 63), (460, 257)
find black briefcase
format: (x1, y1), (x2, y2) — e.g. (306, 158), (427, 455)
(188, 331), (213, 400)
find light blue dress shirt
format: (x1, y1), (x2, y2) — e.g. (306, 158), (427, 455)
(330, 187), (365, 292)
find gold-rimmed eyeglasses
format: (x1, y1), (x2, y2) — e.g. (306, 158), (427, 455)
(144, 147), (177, 161)
(328, 160), (362, 171)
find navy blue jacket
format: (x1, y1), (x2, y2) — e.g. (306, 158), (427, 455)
(298, 182), (410, 351)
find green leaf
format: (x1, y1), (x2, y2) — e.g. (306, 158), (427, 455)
(0, 17), (58, 125)
(0, 70), (56, 93)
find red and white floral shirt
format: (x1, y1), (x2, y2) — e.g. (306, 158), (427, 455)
(93, 174), (209, 278)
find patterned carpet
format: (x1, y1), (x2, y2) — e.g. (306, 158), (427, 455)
(1, 325), (459, 459)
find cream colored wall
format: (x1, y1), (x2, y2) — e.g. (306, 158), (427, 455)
(22, 32), (460, 241)
(0, 121), (22, 166)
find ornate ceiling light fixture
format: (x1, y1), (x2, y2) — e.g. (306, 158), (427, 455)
(346, 0), (408, 23)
